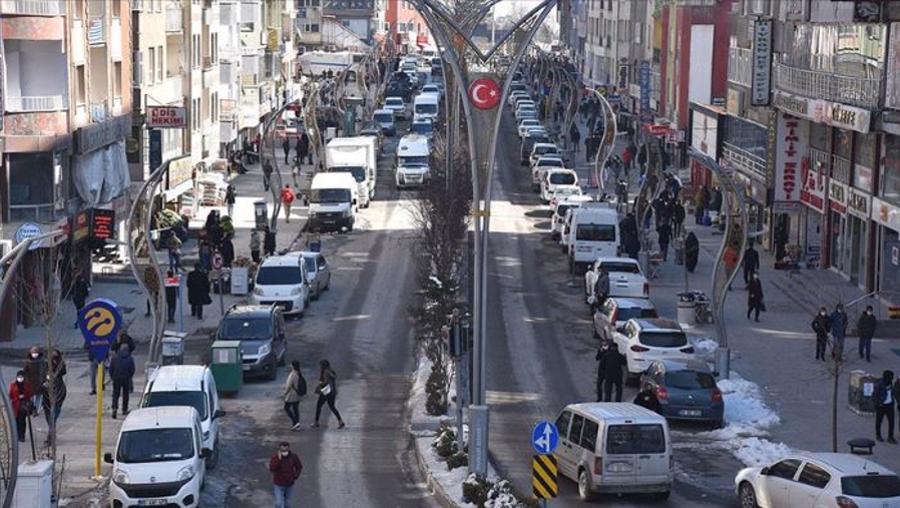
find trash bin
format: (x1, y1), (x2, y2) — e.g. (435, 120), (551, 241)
(161, 332), (186, 365)
(210, 340), (243, 395)
(254, 200), (268, 231)
(677, 300), (696, 326)
(849, 370), (878, 415)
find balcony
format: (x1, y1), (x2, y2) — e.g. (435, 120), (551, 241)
(87, 17), (104, 45)
(0, 0), (64, 16)
(722, 142), (767, 178)
(162, 74), (183, 102)
(6, 95), (66, 112)
(90, 101), (108, 122)
(773, 63), (880, 110)
(166, 7), (183, 32)
(728, 46), (752, 88)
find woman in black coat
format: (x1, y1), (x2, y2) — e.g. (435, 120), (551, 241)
(684, 232), (699, 273)
(747, 273), (764, 322)
(187, 264), (211, 320)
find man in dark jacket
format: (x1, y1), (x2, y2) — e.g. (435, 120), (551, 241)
(830, 304), (849, 360)
(746, 273), (764, 322)
(264, 226), (277, 257)
(599, 343), (626, 402)
(109, 348), (135, 419)
(594, 342), (610, 402)
(858, 306), (878, 362)
(165, 270), (178, 323)
(71, 273), (90, 328)
(297, 132), (312, 165)
(684, 232), (699, 273)
(657, 221), (672, 261)
(633, 384), (661, 414)
(811, 307), (831, 361)
(743, 244), (760, 285)
(187, 263), (211, 319)
(874, 370), (896, 443)
(269, 442), (303, 507)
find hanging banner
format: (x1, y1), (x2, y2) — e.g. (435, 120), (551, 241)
(774, 112), (808, 206)
(799, 157), (827, 213)
(750, 19), (772, 106)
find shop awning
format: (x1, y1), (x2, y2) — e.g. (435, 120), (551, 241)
(72, 140), (131, 207)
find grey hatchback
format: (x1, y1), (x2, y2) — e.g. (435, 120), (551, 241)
(639, 359), (724, 428)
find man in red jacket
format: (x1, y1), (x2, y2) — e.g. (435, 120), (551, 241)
(269, 442), (302, 507)
(280, 185), (295, 224)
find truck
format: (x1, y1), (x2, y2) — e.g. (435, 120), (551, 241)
(324, 136), (378, 207)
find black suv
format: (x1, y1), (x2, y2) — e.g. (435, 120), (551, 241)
(216, 305), (286, 380)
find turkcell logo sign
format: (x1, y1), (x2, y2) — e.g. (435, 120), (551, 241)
(532, 420), (559, 455)
(639, 60), (651, 123)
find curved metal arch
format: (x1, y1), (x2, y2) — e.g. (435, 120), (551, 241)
(591, 91), (618, 196)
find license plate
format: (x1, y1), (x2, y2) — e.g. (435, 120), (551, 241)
(680, 409), (702, 417)
(137, 500), (168, 506)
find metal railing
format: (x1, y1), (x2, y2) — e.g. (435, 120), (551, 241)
(88, 17), (104, 45)
(722, 142), (767, 177)
(728, 46), (752, 87)
(5, 95), (66, 112)
(0, 0), (63, 15)
(7, 203), (58, 222)
(166, 7), (183, 32)
(773, 63), (881, 109)
(90, 100), (108, 122)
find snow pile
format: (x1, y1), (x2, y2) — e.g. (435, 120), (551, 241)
(484, 480), (525, 508)
(691, 337), (719, 357)
(732, 437), (793, 467)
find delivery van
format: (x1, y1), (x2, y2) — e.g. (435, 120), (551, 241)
(566, 204), (619, 270)
(413, 93), (440, 122)
(324, 136), (377, 206)
(395, 134), (431, 188)
(308, 172), (358, 232)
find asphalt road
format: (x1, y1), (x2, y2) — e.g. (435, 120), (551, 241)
(200, 124), (437, 508)
(485, 109), (742, 507)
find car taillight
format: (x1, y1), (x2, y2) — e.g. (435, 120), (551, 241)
(593, 457), (603, 475)
(655, 386), (668, 400)
(630, 345), (650, 352)
(643, 283), (650, 296)
(711, 388), (723, 404)
(680, 346), (695, 354)
(835, 496), (859, 508)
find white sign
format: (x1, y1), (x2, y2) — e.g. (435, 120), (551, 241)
(691, 110), (718, 158)
(774, 113), (808, 205)
(847, 187), (871, 220)
(751, 19), (773, 106)
(15, 223), (42, 250)
(147, 106), (187, 128)
(872, 197), (900, 232)
(773, 91), (871, 133)
(799, 158), (827, 214)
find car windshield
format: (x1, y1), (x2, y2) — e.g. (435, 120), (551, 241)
(328, 166), (366, 182)
(664, 371), (716, 390)
(399, 155), (429, 166)
(576, 224), (616, 242)
(375, 113), (393, 123)
(411, 123), (433, 135)
(601, 262), (640, 273)
(616, 307), (658, 321)
(310, 188), (350, 204)
(549, 173), (575, 185)
(219, 317), (273, 340)
(386, 99), (403, 106)
(415, 103), (438, 114)
(539, 159), (563, 167)
(256, 266), (302, 285)
(536, 146), (557, 155)
(528, 136), (550, 145)
(117, 428), (194, 463)
(639, 332), (688, 348)
(606, 424), (666, 454)
(842, 475), (900, 497)
(143, 391), (208, 420)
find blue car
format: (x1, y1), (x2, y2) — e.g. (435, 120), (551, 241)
(639, 359), (724, 428)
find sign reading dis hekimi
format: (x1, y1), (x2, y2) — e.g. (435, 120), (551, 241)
(147, 106), (187, 128)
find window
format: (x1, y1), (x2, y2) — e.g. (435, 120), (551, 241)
(841, 475), (900, 497)
(211, 33), (218, 63)
(192, 34), (201, 68)
(797, 463), (831, 489)
(76, 65), (86, 104)
(156, 45), (163, 83)
(116, 429), (194, 463)
(569, 414), (585, 445)
(580, 420), (598, 451)
(113, 62), (122, 97)
(192, 98), (201, 131)
(768, 459), (802, 480)
(575, 224), (616, 242)
(211, 92), (218, 123)
(639, 332), (688, 348)
(664, 370), (716, 390)
(606, 424), (665, 454)
(148, 47), (156, 84)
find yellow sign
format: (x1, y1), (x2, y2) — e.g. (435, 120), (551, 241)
(532, 454), (558, 499)
(84, 306), (117, 339)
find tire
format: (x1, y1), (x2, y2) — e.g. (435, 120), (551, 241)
(577, 469), (595, 501)
(739, 482), (758, 508)
(324, 274), (331, 291)
(206, 442), (219, 470)
(653, 490), (670, 501)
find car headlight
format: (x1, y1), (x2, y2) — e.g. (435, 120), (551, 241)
(342, 209), (351, 217)
(290, 287), (302, 296)
(253, 287), (264, 296)
(176, 465), (195, 482)
(258, 343), (271, 356)
(113, 469), (130, 485)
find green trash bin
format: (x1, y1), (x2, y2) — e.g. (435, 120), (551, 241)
(210, 340), (243, 395)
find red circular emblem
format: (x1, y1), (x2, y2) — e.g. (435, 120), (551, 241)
(468, 78), (501, 110)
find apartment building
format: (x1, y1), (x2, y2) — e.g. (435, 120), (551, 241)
(297, 0), (324, 50)
(385, 0), (428, 53)
(219, 0), (242, 152)
(322, 0), (375, 41)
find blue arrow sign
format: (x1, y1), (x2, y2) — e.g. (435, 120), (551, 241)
(532, 420), (559, 455)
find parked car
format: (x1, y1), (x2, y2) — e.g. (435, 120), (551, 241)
(106, 406), (210, 508)
(521, 131), (552, 165)
(548, 185), (584, 209)
(609, 318), (695, 384)
(216, 305), (287, 380)
(592, 297), (658, 342)
(640, 359), (724, 427)
(540, 169), (578, 203)
(735, 453), (900, 508)
(384, 96), (408, 120)
(554, 403), (672, 501)
(142, 365), (226, 469)
(515, 104), (537, 122)
(251, 253), (311, 316)
(529, 143), (560, 168)
(531, 156), (567, 191)
(508, 90), (530, 108)
(518, 118), (542, 137)
(584, 257), (650, 303)
(301, 251), (331, 299)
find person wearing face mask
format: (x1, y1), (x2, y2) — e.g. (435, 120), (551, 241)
(857, 305), (878, 362)
(268, 441), (303, 508)
(9, 371), (32, 442)
(23, 346), (46, 415)
(811, 307), (831, 361)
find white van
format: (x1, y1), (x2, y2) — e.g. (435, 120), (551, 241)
(551, 196), (594, 241)
(396, 134), (431, 188)
(325, 136), (377, 207)
(142, 365), (225, 469)
(251, 252), (311, 316)
(566, 205), (620, 269)
(308, 172), (358, 232)
(413, 93), (440, 122)
(541, 168), (578, 203)
(554, 403), (672, 501)
(106, 406), (210, 508)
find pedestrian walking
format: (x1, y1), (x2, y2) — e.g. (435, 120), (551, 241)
(657, 221), (672, 261)
(746, 273), (764, 322)
(225, 185), (236, 218)
(594, 342), (610, 402)
(10, 371), (32, 442)
(167, 234), (183, 272)
(111, 330), (136, 355)
(221, 236), (235, 268)
(621, 147), (633, 174)
(693, 188), (708, 224)
(858, 306), (878, 362)
(283, 361), (307, 430)
(165, 270), (178, 323)
(187, 263), (211, 320)
(875, 370), (896, 443)
(598, 343), (626, 402)
(298, 132), (312, 165)
(592, 268), (610, 311)
(23, 346), (46, 415)
(569, 123), (581, 153)
(743, 243), (760, 285)
(633, 384), (661, 414)
(830, 304), (849, 360)
(672, 201), (685, 237)
(269, 442), (303, 508)
(87, 345), (108, 396)
(283, 138), (292, 164)
(684, 232), (699, 273)
(263, 160), (274, 191)
(811, 307), (831, 360)
(280, 185), (295, 224)
(198, 241), (212, 272)
(71, 272), (90, 328)
(42, 351), (67, 431)
(250, 229), (262, 263)
(311, 360), (345, 429)
(264, 225), (277, 257)
(109, 348), (135, 419)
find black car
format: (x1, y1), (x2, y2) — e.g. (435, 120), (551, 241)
(216, 305), (287, 381)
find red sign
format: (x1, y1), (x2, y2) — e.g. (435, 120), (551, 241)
(468, 78), (501, 110)
(147, 106), (187, 128)
(91, 209), (115, 241)
(72, 211), (90, 243)
(164, 275), (181, 287)
(416, 33), (428, 48)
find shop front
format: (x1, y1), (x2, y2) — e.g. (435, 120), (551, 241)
(873, 197), (900, 293)
(799, 151), (828, 268)
(771, 112), (809, 262)
(846, 187), (872, 288)
(828, 179), (849, 275)
(689, 103), (725, 192)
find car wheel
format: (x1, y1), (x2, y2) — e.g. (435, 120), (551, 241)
(207, 442), (219, 470)
(739, 482), (758, 508)
(577, 469), (595, 501)
(324, 274), (331, 290)
(711, 419), (725, 430)
(653, 490), (670, 501)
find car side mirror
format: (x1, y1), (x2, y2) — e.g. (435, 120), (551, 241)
(104, 452), (114, 464)
(200, 448), (212, 459)
(760, 467), (769, 476)
(352, 198), (357, 205)
(214, 409), (226, 419)
(319, 266), (326, 271)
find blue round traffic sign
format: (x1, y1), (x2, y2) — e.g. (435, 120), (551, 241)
(532, 420), (559, 455)
(78, 298), (123, 358)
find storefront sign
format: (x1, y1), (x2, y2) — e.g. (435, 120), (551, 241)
(873, 197), (900, 232)
(800, 158), (827, 213)
(166, 156), (193, 190)
(75, 115), (131, 154)
(773, 91), (808, 117)
(691, 109), (718, 158)
(15, 223), (42, 250)
(639, 60), (651, 123)
(773, 90), (871, 133)
(774, 113), (808, 206)
(751, 19), (773, 106)
(847, 187), (871, 219)
(829, 180), (848, 214)
(91, 209), (115, 241)
(146, 106), (186, 128)
(72, 211), (90, 243)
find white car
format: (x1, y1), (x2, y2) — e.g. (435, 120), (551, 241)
(541, 169), (578, 203)
(508, 90), (529, 107)
(515, 105), (537, 122)
(531, 156), (566, 191)
(421, 83), (442, 98)
(584, 256), (650, 302)
(548, 185), (584, 209)
(518, 118), (542, 138)
(251, 253), (311, 316)
(735, 453), (900, 508)
(551, 196), (594, 240)
(384, 96), (408, 120)
(301, 251), (332, 299)
(529, 143), (560, 168)
(610, 318), (696, 382)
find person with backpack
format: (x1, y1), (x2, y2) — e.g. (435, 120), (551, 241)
(283, 361), (307, 430)
(280, 185), (295, 224)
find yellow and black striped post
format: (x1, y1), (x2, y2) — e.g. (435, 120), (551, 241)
(532, 454), (558, 500)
